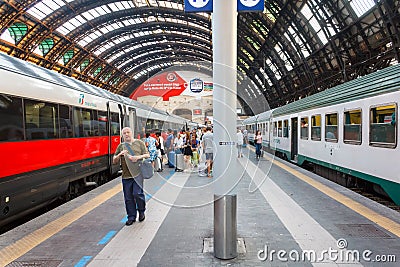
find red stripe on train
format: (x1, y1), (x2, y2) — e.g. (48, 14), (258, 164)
(0, 136), (121, 178)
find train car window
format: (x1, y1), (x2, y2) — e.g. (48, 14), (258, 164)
(91, 110), (99, 136)
(278, 121), (282, 137)
(59, 105), (73, 138)
(73, 107), (95, 137)
(325, 113), (338, 142)
(273, 121), (277, 137)
(98, 111), (108, 136)
(369, 104), (396, 148)
(137, 117), (146, 139)
(153, 120), (164, 132)
(25, 99), (58, 140)
(300, 117), (309, 140)
(283, 120), (288, 138)
(344, 109), (361, 144)
(0, 94), (24, 142)
(110, 112), (120, 136)
(146, 119), (155, 133)
(311, 115), (321, 141)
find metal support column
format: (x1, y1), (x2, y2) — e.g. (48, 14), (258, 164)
(212, 0), (238, 260)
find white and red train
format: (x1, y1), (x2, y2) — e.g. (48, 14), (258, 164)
(243, 64), (399, 205)
(0, 53), (193, 227)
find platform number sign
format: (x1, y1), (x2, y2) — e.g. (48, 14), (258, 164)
(184, 0), (264, 12)
(184, 0), (212, 12)
(238, 0), (264, 12)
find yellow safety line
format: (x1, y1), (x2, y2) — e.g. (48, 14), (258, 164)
(251, 147), (400, 238)
(0, 184), (121, 267)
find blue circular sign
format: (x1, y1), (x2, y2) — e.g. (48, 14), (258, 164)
(239, 0), (261, 8)
(188, 0), (210, 8)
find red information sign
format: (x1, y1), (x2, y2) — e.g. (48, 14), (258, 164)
(130, 71), (187, 101)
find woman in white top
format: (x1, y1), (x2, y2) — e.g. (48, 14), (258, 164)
(255, 130), (262, 160)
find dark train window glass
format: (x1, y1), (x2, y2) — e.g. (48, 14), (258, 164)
(98, 111), (108, 136)
(273, 121), (277, 137)
(370, 104), (396, 148)
(311, 115), (321, 141)
(278, 121), (282, 137)
(73, 107), (95, 137)
(300, 117), (309, 140)
(0, 94), (24, 142)
(25, 99), (58, 140)
(59, 105), (73, 138)
(110, 112), (120, 136)
(344, 109), (361, 145)
(153, 119), (163, 131)
(283, 120), (288, 138)
(146, 119), (154, 132)
(92, 110), (99, 136)
(325, 113), (338, 142)
(137, 117), (146, 139)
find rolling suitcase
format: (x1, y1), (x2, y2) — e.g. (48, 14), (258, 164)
(175, 154), (184, 172)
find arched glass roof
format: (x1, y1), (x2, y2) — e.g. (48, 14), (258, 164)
(0, 0), (398, 114)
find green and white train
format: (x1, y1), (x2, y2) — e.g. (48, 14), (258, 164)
(243, 64), (399, 205)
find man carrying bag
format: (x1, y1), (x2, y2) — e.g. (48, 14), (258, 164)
(113, 127), (150, 226)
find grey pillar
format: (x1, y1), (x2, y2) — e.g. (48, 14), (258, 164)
(212, 0), (238, 260)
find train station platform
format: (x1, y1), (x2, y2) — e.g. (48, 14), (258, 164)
(1, 147), (399, 267)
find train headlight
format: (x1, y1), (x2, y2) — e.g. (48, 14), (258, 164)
(5, 196), (9, 203)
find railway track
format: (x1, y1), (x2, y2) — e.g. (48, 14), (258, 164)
(349, 188), (400, 212)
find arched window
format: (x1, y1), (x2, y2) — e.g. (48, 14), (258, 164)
(8, 22), (28, 44)
(80, 59), (90, 72)
(38, 38), (54, 56)
(111, 77), (120, 85)
(93, 66), (102, 77)
(103, 72), (112, 81)
(63, 50), (74, 65)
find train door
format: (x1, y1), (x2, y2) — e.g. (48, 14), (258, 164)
(291, 117), (298, 161)
(128, 107), (137, 137)
(108, 102), (122, 175)
(118, 104), (126, 128)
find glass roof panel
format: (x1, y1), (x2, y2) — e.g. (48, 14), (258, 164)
(301, 4), (313, 20)
(349, 0), (376, 17)
(26, 8), (46, 20)
(26, 2), (54, 20)
(0, 29), (14, 44)
(301, 3), (329, 45)
(95, 6), (108, 16)
(70, 17), (84, 28)
(56, 1), (139, 35)
(82, 11), (95, 20)
(266, 58), (281, 80)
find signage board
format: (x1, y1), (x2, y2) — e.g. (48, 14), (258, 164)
(184, 0), (264, 12)
(193, 108), (202, 115)
(190, 78), (204, 93)
(238, 0), (264, 12)
(184, 0), (213, 13)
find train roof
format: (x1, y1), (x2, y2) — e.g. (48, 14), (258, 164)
(242, 109), (273, 124)
(272, 63), (400, 117)
(0, 52), (186, 121)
